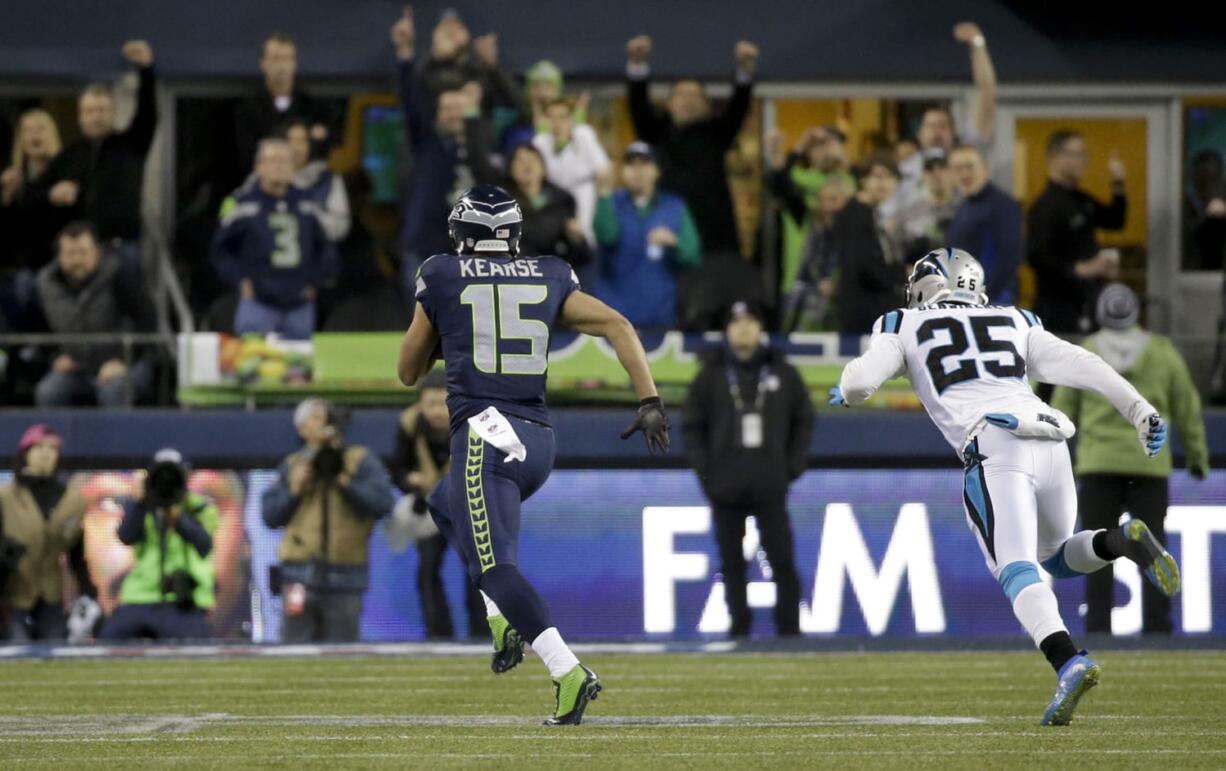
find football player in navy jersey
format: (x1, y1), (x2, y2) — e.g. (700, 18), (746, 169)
(398, 185), (669, 725)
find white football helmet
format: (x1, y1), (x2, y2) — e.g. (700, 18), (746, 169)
(906, 248), (989, 308)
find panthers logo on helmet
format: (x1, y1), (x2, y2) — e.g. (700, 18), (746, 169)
(906, 248), (988, 308)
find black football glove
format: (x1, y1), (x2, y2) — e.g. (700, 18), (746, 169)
(620, 396), (671, 455)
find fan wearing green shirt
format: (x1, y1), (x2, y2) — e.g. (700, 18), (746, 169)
(1052, 283), (1209, 635)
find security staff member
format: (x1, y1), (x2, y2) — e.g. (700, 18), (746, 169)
(262, 398), (392, 642)
(101, 448), (218, 641)
(682, 301), (814, 637)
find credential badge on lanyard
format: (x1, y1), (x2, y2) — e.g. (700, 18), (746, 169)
(727, 365), (769, 449)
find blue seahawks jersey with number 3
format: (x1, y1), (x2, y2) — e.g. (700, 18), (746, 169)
(416, 253), (580, 433)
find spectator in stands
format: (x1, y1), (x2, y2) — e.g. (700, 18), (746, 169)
(783, 176), (852, 332)
(913, 22), (996, 172)
(43, 41), (157, 266)
(391, 8), (490, 298)
(472, 142), (590, 266)
(1183, 150), (1226, 271)
(593, 142), (701, 328)
(831, 153), (905, 336)
(282, 118), (350, 243)
(683, 300), (812, 638)
(234, 33), (334, 178)
(407, 8), (521, 139)
(888, 22), (997, 233)
(1052, 284), (1208, 635)
(1027, 130), (1126, 335)
(945, 144), (1023, 304)
(392, 370), (486, 639)
(210, 139), (334, 340)
(0, 425), (85, 641)
(625, 34), (758, 254)
(525, 61), (590, 133)
(35, 222), (156, 407)
(100, 449), (218, 641)
(533, 97), (610, 246)
(1, 110), (67, 331)
(898, 149), (958, 261)
(262, 399), (393, 643)
(767, 127), (854, 297)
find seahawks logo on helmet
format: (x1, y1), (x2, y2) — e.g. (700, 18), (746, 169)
(906, 248), (988, 308)
(448, 185), (524, 256)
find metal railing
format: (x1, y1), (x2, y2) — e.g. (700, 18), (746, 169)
(0, 332), (175, 406)
(144, 213), (194, 337)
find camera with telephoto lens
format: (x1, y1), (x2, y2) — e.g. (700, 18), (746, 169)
(161, 569), (198, 610)
(312, 444), (344, 481)
(146, 450), (189, 508)
(310, 403), (350, 481)
(0, 536), (28, 594)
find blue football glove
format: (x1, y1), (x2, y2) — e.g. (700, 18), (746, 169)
(828, 386), (847, 407)
(1139, 413), (1168, 458)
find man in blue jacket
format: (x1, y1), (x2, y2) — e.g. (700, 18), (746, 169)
(593, 142), (702, 329)
(211, 139), (334, 339)
(945, 145), (1023, 305)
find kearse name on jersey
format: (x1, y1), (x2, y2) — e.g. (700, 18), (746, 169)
(459, 258), (546, 278)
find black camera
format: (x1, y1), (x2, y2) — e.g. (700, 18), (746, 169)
(146, 448), (189, 508)
(161, 569), (198, 610)
(0, 536), (28, 594)
(309, 403), (350, 481)
(312, 444), (344, 480)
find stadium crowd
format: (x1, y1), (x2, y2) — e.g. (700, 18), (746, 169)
(4, 10), (1222, 407)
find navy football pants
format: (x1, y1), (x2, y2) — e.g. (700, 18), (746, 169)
(428, 417), (557, 642)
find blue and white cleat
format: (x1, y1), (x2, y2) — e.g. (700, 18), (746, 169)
(1126, 519), (1181, 597)
(1041, 651), (1101, 726)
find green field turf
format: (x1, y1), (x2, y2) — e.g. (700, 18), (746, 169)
(2, 650), (1224, 769)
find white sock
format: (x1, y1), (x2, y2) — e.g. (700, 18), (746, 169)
(480, 591), (502, 619)
(1063, 530), (1111, 574)
(531, 627), (580, 678)
(1012, 583), (1068, 646)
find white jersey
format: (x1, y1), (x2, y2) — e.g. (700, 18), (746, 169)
(838, 303), (1156, 454)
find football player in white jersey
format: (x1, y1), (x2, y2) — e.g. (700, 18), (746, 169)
(830, 248), (1178, 726)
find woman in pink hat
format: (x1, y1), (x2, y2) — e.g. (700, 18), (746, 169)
(0, 425), (85, 641)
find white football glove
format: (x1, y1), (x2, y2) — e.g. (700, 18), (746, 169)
(1138, 413), (1168, 458)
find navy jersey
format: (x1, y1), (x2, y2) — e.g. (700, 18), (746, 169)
(416, 253), (580, 433)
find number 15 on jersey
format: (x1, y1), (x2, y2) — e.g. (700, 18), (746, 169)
(460, 284), (550, 375)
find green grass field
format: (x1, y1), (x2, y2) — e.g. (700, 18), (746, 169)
(2, 650), (1224, 769)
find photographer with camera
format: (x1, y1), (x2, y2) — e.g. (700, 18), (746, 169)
(391, 369), (486, 639)
(262, 398), (393, 642)
(1, 425), (87, 642)
(100, 449), (219, 641)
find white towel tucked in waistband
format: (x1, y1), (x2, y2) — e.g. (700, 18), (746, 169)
(467, 406), (527, 463)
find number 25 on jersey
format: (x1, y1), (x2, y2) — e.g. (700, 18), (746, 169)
(917, 315), (1026, 393)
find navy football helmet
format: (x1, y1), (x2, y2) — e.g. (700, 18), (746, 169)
(448, 185), (524, 256)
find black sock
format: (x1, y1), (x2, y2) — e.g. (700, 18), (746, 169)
(1039, 631), (1078, 674)
(1093, 528), (1145, 565)
(477, 564), (553, 642)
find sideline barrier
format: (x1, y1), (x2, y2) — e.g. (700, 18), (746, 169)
(175, 331), (920, 408)
(5, 468), (1222, 642)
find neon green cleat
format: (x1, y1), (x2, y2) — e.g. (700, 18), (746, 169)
(544, 664), (601, 726)
(1126, 519), (1181, 597)
(487, 614), (524, 675)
